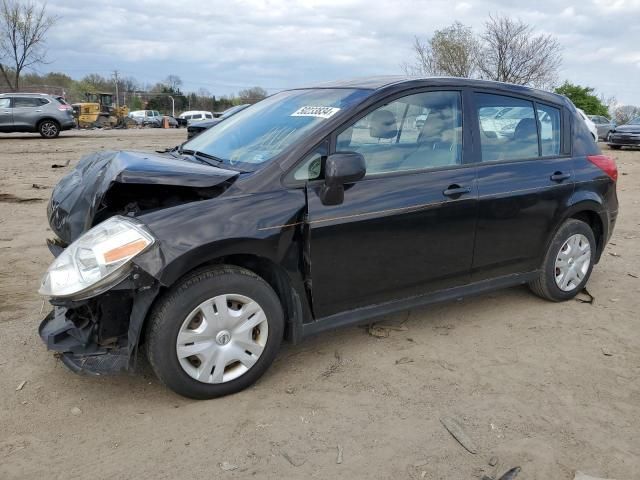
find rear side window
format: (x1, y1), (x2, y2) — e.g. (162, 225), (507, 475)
(0, 98), (9, 108)
(476, 93), (538, 162)
(54, 97), (69, 106)
(537, 104), (561, 156)
(205, 113), (213, 119)
(13, 97), (46, 107)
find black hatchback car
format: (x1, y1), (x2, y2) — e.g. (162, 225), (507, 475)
(39, 77), (618, 399)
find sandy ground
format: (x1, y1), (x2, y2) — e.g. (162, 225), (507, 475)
(0, 129), (639, 480)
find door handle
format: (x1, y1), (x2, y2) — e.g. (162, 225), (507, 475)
(35, 109), (43, 112)
(443, 185), (471, 197)
(550, 172), (571, 182)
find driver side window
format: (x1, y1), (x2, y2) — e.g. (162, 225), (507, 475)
(336, 91), (462, 176)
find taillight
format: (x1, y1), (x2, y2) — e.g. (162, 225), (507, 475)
(587, 154), (618, 181)
(58, 105), (72, 111)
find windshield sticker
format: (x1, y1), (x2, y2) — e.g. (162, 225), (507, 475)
(291, 106), (341, 119)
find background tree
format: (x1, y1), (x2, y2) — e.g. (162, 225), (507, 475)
(237, 86), (268, 104)
(0, 0), (57, 90)
(554, 82), (610, 116)
(477, 15), (562, 88)
(403, 22), (478, 77)
(613, 105), (640, 124)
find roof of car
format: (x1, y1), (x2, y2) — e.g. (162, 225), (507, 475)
(0, 92), (54, 97)
(297, 76), (567, 104)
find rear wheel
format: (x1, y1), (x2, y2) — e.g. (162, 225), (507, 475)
(38, 119), (60, 138)
(146, 265), (284, 399)
(529, 219), (596, 301)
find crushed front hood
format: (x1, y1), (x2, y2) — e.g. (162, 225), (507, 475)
(48, 150), (239, 244)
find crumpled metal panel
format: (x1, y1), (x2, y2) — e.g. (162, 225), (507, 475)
(47, 150), (239, 244)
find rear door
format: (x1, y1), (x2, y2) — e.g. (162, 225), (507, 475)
(304, 89), (479, 318)
(12, 96), (48, 129)
(0, 97), (11, 130)
(470, 91), (574, 280)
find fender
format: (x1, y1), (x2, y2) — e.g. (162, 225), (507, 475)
(541, 194), (608, 265)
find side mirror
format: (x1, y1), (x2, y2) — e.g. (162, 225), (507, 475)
(320, 152), (366, 206)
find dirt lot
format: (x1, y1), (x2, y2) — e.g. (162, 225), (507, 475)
(0, 129), (639, 480)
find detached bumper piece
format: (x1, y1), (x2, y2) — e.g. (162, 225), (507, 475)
(39, 296), (134, 376)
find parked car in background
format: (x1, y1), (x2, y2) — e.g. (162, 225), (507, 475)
(0, 93), (75, 138)
(38, 77), (617, 399)
(186, 104), (250, 139)
(607, 116), (640, 149)
(577, 108), (598, 141)
(588, 115), (616, 141)
(129, 110), (163, 126)
(178, 110), (214, 125)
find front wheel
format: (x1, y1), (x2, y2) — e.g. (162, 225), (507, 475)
(529, 219), (596, 301)
(38, 120), (60, 138)
(146, 265), (284, 399)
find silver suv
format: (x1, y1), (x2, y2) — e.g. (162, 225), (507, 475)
(0, 93), (76, 138)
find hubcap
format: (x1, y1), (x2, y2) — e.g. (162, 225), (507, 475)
(555, 233), (591, 292)
(176, 294), (268, 384)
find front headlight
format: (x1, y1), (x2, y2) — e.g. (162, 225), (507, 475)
(39, 216), (155, 299)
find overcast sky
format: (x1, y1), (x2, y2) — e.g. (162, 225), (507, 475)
(42, 0), (640, 105)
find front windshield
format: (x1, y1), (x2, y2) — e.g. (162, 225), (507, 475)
(629, 117), (640, 125)
(183, 88), (371, 171)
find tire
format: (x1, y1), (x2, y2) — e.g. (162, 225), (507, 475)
(609, 145), (622, 150)
(146, 265), (284, 399)
(38, 119), (60, 138)
(529, 219), (596, 302)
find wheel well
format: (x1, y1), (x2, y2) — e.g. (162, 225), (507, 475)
(37, 117), (60, 128)
(570, 210), (604, 258)
(140, 254), (300, 346)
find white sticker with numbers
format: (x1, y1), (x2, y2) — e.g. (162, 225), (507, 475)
(290, 106), (341, 118)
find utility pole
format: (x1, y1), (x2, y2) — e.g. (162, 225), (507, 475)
(113, 70), (120, 108)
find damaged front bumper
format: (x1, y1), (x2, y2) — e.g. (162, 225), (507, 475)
(39, 267), (160, 375)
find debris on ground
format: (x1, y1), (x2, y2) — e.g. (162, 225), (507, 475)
(602, 348), (614, 356)
(320, 351), (343, 378)
(608, 252), (620, 257)
(15, 380), (26, 391)
(628, 273), (639, 279)
(70, 407), (82, 416)
(368, 323), (408, 338)
(281, 451), (306, 467)
(395, 357), (414, 365)
(285, 387), (295, 394)
(336, 444), (343, 464)
(31, 183), (49, 189)
(440, 416), (478, 454)
(497, 467), (521, 479)
(219, 461), (238, 472)
(0, 193), (44, 203)
(489, 456), (498, 466)
(575, 288), (595, 304)
(574, 472), (618, 480)
(51, 159), (70, 168)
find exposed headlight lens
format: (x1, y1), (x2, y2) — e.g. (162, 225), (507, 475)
(39, 216), (155, 299)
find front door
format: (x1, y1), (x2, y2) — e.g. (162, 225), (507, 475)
(305, 90), (478, 318)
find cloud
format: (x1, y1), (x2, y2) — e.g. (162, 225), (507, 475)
(41, 0), (640, 104)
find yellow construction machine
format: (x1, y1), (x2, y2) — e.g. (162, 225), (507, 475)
(72, 93), (136, 128)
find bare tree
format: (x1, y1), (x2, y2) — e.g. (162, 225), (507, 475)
(237, 86), (268, 104)
(613, 105), (640, 124)
(163, 74), (183, 92)
(402, 22), (478, 77)
(477, 15), (562, 88)
(0, 0), (57, 90)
